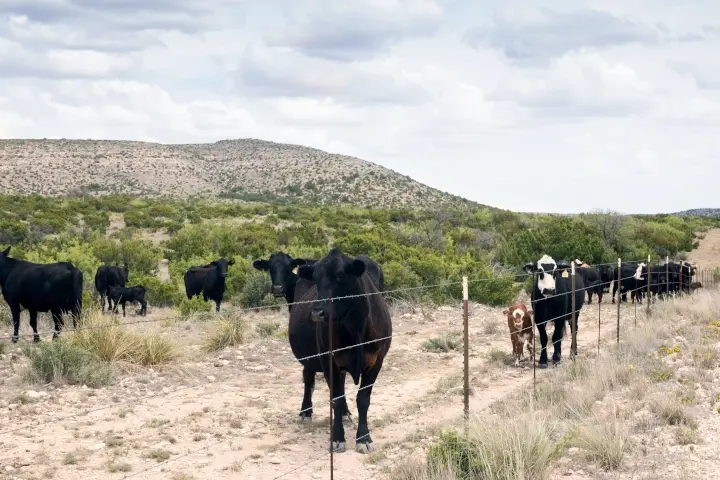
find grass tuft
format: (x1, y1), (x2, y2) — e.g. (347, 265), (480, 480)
(203, 314), (249, 352)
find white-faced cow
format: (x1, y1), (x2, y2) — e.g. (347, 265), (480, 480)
(502, 303), (534, 367)
(94, 263), (129, 312)
(297, 247), (392, 454)
(523, 254), (585, 368)
(0, 246), (83, 343)
(183, 258), (234, 312)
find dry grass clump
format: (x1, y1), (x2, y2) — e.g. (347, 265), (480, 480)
(393, 289), (720, 480)
(203, 313), (249, 352)
(70, 311), (178, 366)
(570, 409), (631, 470)
(419, 413), (561, 480)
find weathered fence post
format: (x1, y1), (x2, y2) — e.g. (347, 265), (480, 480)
(571, 261), (577, 358)
(328, 290), (334, 480)
(617, 258), (621, 344)
(646, 254), (651, 318)
(666, 256), (669, 300)
(597, 281), (601, 357)
(462, 276), (469, 435)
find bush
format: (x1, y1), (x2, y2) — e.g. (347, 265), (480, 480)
(24, 340), (114, 388)
(240, 273), (270, 308)
(178, 296), (213, 317)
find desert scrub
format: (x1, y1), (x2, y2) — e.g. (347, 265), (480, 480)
(203, 314), (248, 352)
(178, 296), (213, 317)
(70, 315), (178, 366)
(423, 333), (461, 352)
(570, 411), (631, 470)
(24, 340), (114, 387)
(657, 344), (681, 356)
(422, 414), (560, 479)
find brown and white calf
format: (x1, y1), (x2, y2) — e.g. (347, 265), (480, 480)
(503, 303), (534, 367)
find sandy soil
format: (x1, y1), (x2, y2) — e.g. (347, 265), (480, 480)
(688, 228), (720, 269)
(0, 293), (642, 480)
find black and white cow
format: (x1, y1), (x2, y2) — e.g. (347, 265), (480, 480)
(523, 254), (585, 368)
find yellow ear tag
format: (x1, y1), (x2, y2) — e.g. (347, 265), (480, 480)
(292, 266), (299, 274)
(561, 270), (569, 278)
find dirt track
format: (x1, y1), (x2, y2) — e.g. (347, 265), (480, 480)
(0, 290), (644, 480)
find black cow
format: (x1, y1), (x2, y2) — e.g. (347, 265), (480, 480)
(252, 252), (317, 311)
(297, 247), (392, 454)
(572, 260), (603, 303)
(523, 254), (585, 368)
(94, 263), (129, 312)
(108, 285), (147, 317)
(611, 262), (642, 304)
(598, 264), (615, 293)
(0, 246), (83, 343)
(183, 258), (234, 312)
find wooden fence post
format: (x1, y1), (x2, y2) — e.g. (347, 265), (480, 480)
(571, 261), (577, 358)
(462, 276), (469, 436)
(328, 290), (334, 480)
(646, 254), (651, 318)
(617, 258), (621, 344)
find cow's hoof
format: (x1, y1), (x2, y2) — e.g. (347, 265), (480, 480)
(11, 336), (19, 344)
(330, 441), (346, 453)
(33, 335), (41, 343)
(538, 362), (548, 369)
(356, 441), (374, 454)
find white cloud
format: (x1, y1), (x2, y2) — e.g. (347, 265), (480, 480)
(0, 0), (719, 213)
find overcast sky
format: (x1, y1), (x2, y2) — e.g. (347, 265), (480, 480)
(0, 1), (717, 214)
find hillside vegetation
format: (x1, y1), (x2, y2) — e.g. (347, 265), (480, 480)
(0, 138), (478, 210)
(1, 194), (718, 317)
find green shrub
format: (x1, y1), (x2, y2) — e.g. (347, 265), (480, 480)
(178, 296), (213, 317)
(24, 340), (114, 388)
(128, 276), (183, 308)
(241, 273), (271, 308)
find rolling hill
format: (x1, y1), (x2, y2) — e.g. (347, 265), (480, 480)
(0, 138), (480, 210)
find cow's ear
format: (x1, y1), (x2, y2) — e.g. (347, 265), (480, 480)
(522, 263), (535, 274)
(502, 310), (509, 316)
(252, 259), (269, 271)
(290, 258), (307, 268)
(297, 265), (315, 280)
(1, 246), (9, 256)
(346, 258), (366, 277)
(228, 259), (235, 266)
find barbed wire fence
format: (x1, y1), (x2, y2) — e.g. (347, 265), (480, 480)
(0, 257), (718, 479)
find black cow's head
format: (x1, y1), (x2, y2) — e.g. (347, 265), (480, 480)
(0, 246), (10, 272)
(297, 248), (369, 324)
(523, 254), (560, 297)
(211, 258), (234, 278)
(297, 247), (371, 386)
(253, 252), (310, 297)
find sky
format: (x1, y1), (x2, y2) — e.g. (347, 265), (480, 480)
(0, 0), (718, 214)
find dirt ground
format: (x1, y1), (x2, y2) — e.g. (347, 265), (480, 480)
(688, 228), (720, 269)
(0, 290), (644, 480)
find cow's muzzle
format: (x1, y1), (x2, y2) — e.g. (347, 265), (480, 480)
(311, 308), (326, 323)
(221, 272), (228, 278)
(271, 284), (284, 296)
(541, 288), (555, 297)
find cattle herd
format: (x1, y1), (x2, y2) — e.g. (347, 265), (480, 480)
(0, 243), (702, 454)
(513, 255), (698, 369)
